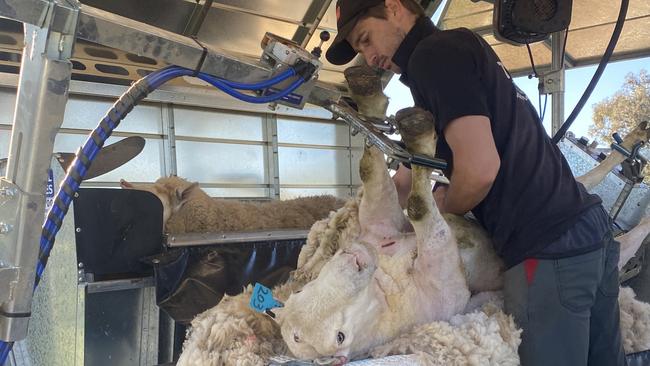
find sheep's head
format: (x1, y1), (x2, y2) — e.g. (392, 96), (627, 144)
(120, 176), (199, 227)
(276, 240), (387, 361)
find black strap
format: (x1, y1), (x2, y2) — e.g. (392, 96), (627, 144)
(190, 36), (208, 77)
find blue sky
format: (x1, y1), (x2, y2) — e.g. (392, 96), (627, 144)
(383, 4), (649, 146)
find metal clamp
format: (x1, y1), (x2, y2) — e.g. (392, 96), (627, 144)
(326, 101), (448, 170)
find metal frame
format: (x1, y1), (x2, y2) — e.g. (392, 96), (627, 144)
(0, 0), (79, 341)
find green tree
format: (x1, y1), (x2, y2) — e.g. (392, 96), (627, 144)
(589, 69), (650, 144)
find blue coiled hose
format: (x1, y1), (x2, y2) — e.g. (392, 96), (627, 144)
(0, 65), (307, 363)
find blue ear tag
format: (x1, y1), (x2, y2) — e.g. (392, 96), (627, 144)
(249, 283), (284, 317)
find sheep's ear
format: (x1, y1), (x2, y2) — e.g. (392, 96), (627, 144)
(270, 306), (285, 324)
(175, 182), (199, 207)
(120, 179), (134, 189)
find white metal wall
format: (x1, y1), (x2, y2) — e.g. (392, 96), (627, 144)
(0, 74), (363, 200)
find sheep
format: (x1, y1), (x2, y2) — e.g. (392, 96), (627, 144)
(575, 121), (650, 191)
(275, 109), (472, 361)
(176, 197), (362, 366)
(120, 176), (346, 234)
(617, 215), (650, 270)
(619, 286), (650, 354)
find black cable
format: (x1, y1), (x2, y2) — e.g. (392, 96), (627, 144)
(526, 43), (539, 78)
(552, 0), (629, 143)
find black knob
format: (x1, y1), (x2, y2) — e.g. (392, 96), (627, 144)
(320, 31), (331, 42)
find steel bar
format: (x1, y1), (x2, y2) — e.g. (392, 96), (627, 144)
(166, 229), (309, 247)
(0, 22), (74, 342)
(550, 30), (566, 135)
(76, 5), (272, 83)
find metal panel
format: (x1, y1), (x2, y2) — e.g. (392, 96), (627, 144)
(20, 160), (82, 366)
(277, 118), (350, 146)
(567, 18), (650, 61)
(558, 139), (650, 230)
(197, 8), (296, 58)
(62, 96), (163, 134)
(211, 0), (315, 24)
(53, 134), (164, 182)
(280, 187), (353, 200)
(201, 187), (269, 198)
(570, 0), (650, 30)
(176, 140), (267, 184)
(83, 288), (155, 366)
(79, 0), (197, 35)
(278, 147), (351, 185)
(173, 106), (264, 141)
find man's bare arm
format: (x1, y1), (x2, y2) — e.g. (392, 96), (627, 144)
(442, 115), (500, 215)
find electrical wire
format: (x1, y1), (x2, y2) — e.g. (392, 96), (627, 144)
(552, 0), (629, 143)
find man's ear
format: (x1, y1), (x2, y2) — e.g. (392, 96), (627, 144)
(384, 0), (401, 16)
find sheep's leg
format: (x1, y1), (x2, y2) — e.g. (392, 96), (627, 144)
(358, 145), (412, 242)
(617, 216), (650, 270)
(397, 107), (469, 317)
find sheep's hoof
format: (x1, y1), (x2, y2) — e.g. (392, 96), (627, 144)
(344, 66), (383, 97)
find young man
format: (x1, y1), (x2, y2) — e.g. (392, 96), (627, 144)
(325, 1), (625, 365)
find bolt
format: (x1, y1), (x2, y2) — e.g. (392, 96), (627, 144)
(0, 222), (13, 234)
(78, 262), (84, 268)
(75, 227), (81, 233)
(74, 192), (79, 198)
(152, 259), (160, 264)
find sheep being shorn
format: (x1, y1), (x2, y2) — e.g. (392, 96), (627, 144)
(120, 176), (346, 234)
(276, 107), (471, 361)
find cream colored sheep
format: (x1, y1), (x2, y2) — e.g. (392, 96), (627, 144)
(120, 176), (345, 233)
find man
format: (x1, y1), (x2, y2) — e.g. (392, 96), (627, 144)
(325, 1), (625, 365)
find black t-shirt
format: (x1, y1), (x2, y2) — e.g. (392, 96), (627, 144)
(392, 17), (601, 268)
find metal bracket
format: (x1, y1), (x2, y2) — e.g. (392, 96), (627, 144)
(539, 69), (565, 94)
(41, 0), (81, 60)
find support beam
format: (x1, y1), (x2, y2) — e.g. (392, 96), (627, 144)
(0, 18), (76, 341)
(550, 30), (566, 135)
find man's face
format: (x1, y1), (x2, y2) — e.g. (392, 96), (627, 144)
(347, 13), (407, 74)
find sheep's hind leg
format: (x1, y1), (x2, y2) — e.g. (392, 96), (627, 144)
(397, 107), (469, 317)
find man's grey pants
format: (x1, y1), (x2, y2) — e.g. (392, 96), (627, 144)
(504, 222), (626, 365)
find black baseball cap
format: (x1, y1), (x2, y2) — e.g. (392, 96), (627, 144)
(325, 0), (385, 65)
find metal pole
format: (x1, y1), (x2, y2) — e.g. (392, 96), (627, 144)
(0, 6), (77, 341)
(550, 30), (566, 136)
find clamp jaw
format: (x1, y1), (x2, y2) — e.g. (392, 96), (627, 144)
(325, 100), (448, 170)
(611, 130), (647, 183)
